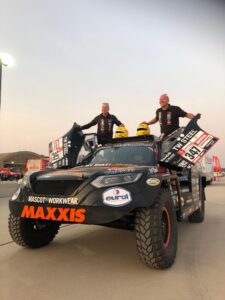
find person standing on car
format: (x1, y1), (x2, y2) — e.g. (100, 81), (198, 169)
(143, 94), (194, 139)
(79, 102), (125, 145)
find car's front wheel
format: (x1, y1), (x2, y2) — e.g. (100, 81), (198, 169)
(8, 213), (60, 248)
(135, 188), (177, 269)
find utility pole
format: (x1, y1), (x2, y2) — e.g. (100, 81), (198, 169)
(0, 53), (14, 112)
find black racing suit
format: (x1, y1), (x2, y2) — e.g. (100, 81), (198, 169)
(80, 113), (122, 145)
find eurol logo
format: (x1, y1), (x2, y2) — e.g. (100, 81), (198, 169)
(103, 187), (132, 207)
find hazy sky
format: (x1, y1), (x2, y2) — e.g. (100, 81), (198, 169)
(0, 0), (225, 164)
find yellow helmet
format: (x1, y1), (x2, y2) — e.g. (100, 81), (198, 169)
(137, 123), (150, 136)
(114, 126), (129, 138)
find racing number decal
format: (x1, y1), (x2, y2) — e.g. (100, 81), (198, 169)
(21, 205), (86, 223)
(183, 145), (202, 160)
(178, 145), (203, 163)
(159, 117), (219, 169)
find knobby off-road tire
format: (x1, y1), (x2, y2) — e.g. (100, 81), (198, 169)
(188, 184), (205, 223)
(135, 188), (177, 269)
(9, 213), (60, 248)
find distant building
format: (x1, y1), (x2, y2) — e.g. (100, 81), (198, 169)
(0, 151), (48, 174)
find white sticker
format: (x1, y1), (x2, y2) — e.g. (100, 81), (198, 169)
(146, 178), (161, 186)
(27, 196), (79, 205)
(49, 137), (64, 163)
(177, 144), (204, 163)
(103, 187), (132, 207)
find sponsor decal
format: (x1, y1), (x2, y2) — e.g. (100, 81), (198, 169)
(107, 167), (130, 171)
(193, 131), (209, 146)
(108, 120), (112, 131)
(105, 167), (136, 175)
(103, 187), (132, 207)
(178, 144), (204, 164)
(21, 205), (86, 223)
(159, 112), (162, 125)
(161, 151), (175, 163)
(160, 117), (219, 169)
(115, 143), (155, 148)
(49, 137), (64, 163)
(105, 170), (132, 175)
(177, 160), (189, 168)
(28, 196), (79, 205)
(146, 178), (161, 186)
(100, 119), (105, 132)
(148, 167), (158, 174)
(172, 130), (198, 151)
(84, 163), (111, 167)
(166, 111), (172, 125)
(49, 125), (94, 169)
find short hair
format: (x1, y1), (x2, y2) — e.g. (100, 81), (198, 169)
(102, 102), (109, 107)
(160, 94), (169, 101)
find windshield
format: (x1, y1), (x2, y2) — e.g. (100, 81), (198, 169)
(87, 145), (157, 166)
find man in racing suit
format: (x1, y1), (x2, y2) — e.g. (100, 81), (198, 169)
(79, 103), (125, 145)
(143, 94), (194, 139)
(143, 94), (195, 186)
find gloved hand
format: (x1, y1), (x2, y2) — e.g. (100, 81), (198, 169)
(73, 122), (81, 129)
(195, 113), (201, 119)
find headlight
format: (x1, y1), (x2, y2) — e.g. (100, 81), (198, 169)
(91, 173), (142, 188)
(11, 187), (21, 201)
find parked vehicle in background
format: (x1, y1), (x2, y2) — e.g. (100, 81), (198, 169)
(8, 168), (23, 181)
(0, 168), (22, 181)
(0, 168), (10, 181)
(26, 158), (49, 173)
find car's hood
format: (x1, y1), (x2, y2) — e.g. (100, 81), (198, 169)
(33, 164), (154, 181)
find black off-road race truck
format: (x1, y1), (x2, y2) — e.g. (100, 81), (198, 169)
(8, 116), (219, 269)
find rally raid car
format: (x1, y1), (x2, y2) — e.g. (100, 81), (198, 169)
(8, 117), (218, 269)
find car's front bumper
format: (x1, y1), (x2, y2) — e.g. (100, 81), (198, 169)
(9, 174), (166, 224)
(9, 200), (135, 224)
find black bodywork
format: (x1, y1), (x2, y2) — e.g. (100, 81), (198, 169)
(9, 128), (208, 228)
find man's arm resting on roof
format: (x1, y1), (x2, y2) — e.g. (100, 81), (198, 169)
(145, 117), (158, 125)
(113, 115), (124, 127)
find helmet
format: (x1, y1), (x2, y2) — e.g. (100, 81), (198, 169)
(136, 123), (150, 136)
(114, 126), (129, 138)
